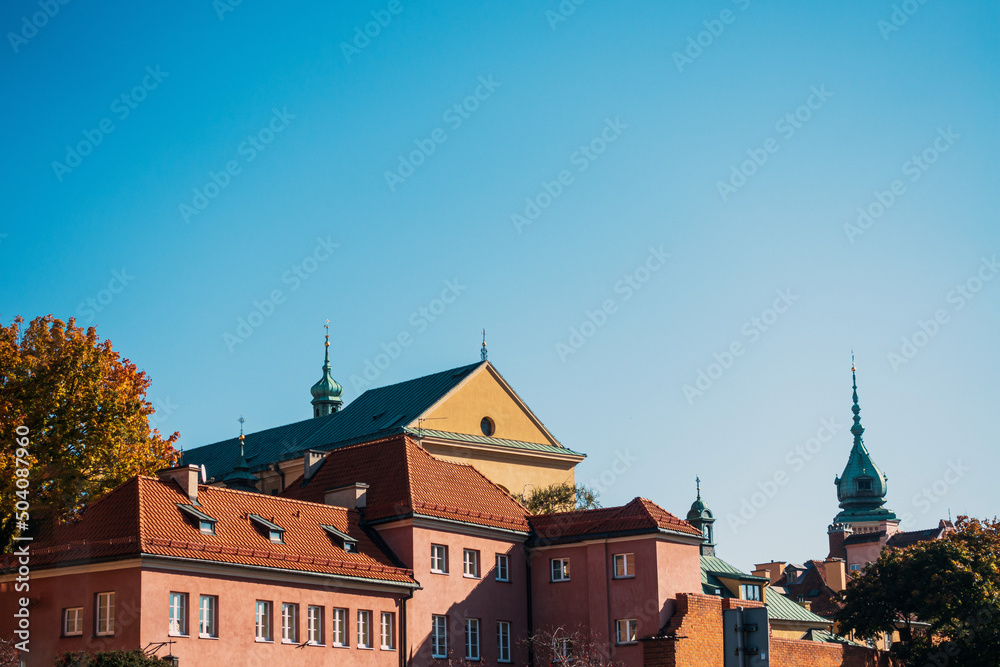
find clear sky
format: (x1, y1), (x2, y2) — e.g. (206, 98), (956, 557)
(2, 1), (998, 570)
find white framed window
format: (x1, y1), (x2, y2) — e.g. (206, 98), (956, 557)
(431, 544), (448, 574)
(465, 618), (480, 660)
(281, 603), (298, 643)
(615, 618), (637, 645)
(741, 584), (761, 601)
(96, 592), (115, 636)
(199, 595), (218, 638)
(885, 632), (892, 649)
(169, 592), (188, 635)
(495, 553), (510, 582)
(255, 600), (272, 642)
(307, 605), (323, 645)
(332, 608), (347, 647)
(380, 611), (395, 650)
(554, 637), (571, 662)
(199, 520), (215, 534)
(613, 553), (635, 578)
(431, 614), (448, 658)
(63, 607), (83, 636)
(551, 558), (570, 582)
(497, 621), (511, 663)
(464, 549), (480, 578)
(357, 610), (372, 648)
(850, 563), (861, 571)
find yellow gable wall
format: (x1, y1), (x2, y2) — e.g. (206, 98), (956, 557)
(418, 365), (557, 445)
(421, 442), (576, 496)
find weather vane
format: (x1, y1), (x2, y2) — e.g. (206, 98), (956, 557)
(481, 329), (488, 361)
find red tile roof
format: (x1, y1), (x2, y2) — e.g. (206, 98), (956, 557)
(282, 435), (530, 532)
(528, 497), (702, 543)
(2, 476), (415, 586)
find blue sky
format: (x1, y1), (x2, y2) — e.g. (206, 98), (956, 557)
(2, 1), (998, 569)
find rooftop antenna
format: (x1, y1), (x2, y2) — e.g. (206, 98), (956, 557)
(415, 416), (447, 446)
(481, 328), (488, 361)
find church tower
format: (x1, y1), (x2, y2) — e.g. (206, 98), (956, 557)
(831, 359), (897, 535)
(310, 323), (343, 418)
(687, 477), (716, 556)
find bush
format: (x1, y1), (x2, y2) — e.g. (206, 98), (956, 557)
(55, 650), (167, 667)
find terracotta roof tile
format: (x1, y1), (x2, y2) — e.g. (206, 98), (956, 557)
(528, 497), (702, 543)
(2, 477), (415, 586)
(282, 435), (530, 532)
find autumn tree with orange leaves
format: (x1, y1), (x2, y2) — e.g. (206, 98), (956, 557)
(0, 316), (178, 551)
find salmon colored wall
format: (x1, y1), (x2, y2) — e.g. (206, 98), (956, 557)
(402, 524), (529, 665)
(0, 566), (143, 667)
(845, 540), (883, 572)
(420, 366), (554, 445)
(530, 536), (700, 667)
(139, 567), (403, 667)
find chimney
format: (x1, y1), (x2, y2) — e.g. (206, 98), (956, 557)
(324, 483), (369, 510)
(827, 523), (852, 560)
(303, 450), (326, 481)
(796, 600), (813, 612)
(158, 465), (201, 504)
(753, 561), (786, 584)
(823, 557), (847, 592)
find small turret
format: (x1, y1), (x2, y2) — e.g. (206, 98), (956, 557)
(311, 321), (344, 418)
(216, 416), (261, 492)
(687, 477), (716, 556)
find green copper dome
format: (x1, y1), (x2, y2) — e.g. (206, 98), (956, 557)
(832, 366), (896, 524)
(310, 335), (343, 416)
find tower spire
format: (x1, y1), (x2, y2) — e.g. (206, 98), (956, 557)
(310, 320), (344, 417)
(851, 351), (864, 445)
(481, 329), (488, 362)
(695, 476), (701, 501)
(215, 414), (260, 492)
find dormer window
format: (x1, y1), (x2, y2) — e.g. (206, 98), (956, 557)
(857, 478), (873, 491)
(177, 504), (217, 535)
(321, 524), (358, 553)
(249, 514), (285, 543)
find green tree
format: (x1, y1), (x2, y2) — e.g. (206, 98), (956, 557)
(0, 316), (179, 551)
(524, 482), (600, 514)
(835, 517), (1000, 666)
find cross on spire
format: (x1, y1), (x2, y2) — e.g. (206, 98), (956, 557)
(481, 329), (488, 361)
(696, 476), (701, 500)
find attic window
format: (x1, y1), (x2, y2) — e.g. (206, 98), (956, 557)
(249, 514), (285, 543)
(177, 504), (216, 535)
(321, 524), (358, 553)
(808, 589), (821, 597)
(857, 478), (873, 491)
(480, 417), (495, 437)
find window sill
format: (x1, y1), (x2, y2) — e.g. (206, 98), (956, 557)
(463, 574), (481, 580)
(380, 646), (397, 651)
(430, 570), (449, 575)
(612, 575), (636, 580)
(282, 640), (299, 644)
(168, 633), (190, 638)
(255, 639), (274, 643)
(198, 635), (219, 640)
(550, 579), (571, 583)
(357, 645), (374, 650)
(496, 578), (510, 583)
(63, 633), (83, 638)
(616, 642), (638, 646)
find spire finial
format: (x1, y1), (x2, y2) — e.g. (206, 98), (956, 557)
(696, 476), (701, 500)
(481, 329), (488, 361)
(323, 319), (331, 363)
(238, 415), (246, 455)
(850, 352), (864, 443)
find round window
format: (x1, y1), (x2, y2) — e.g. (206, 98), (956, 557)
(480, 417), (495, 437)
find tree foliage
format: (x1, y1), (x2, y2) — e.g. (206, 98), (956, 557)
(55, 650), (168, 667)
(525, 482), (600, 514)
(835, 516), (1000, 666)
(0, 316), (178, 551)
(522, 626), (625, 667)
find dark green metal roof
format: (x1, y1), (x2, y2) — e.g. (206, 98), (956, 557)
(765, 589), (832, 624)
(182, 361), (577, 480)
(699, 555), (829, 625)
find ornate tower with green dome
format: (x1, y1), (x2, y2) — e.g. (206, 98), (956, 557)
(831, 361), (897, 532)
(687, 477), (716, 556)
(310, 323), (343, 418)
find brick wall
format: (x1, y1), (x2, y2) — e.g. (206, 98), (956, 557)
(643, 593), (897, 667)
